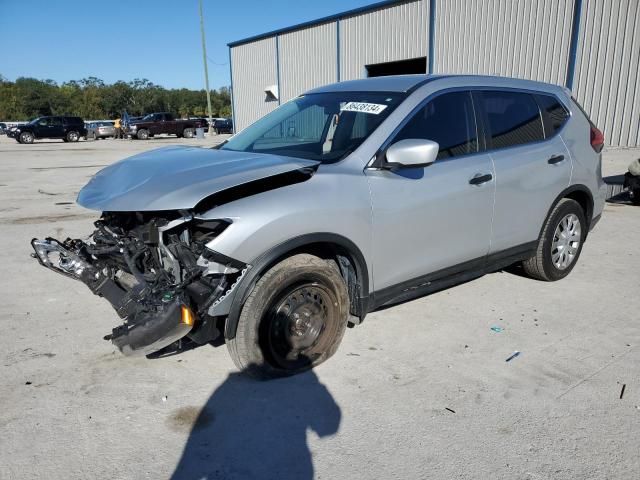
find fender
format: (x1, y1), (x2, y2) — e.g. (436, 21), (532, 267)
(539, 184), (594, 239)
(223, 233), (370, 339)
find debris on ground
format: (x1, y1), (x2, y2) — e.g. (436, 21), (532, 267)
(491, 326), (504, 333)
(37, 189), (61, 196)
(620, 384), (626, 399)
(162, 396), (168, 402)
(505, 351), (521, 362)
(445, 408), (456, 414)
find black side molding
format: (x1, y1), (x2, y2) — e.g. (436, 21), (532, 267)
(370, 241), (537, 311)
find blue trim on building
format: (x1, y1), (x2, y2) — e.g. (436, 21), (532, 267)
(336, 19), (341, 82)
(275, 35), (282, 105)
(428, 0), (436, 73)
(228, 0), (415, 47)
(228, 46), (236, 133)
(565, 0), (583, 89)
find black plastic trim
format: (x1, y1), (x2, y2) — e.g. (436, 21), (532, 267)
(224, 233), (370, 339)
(370, 241), (537, 310)
(540, 184), (595, 237)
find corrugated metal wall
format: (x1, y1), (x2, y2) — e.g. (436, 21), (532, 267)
(229, 0), (640, 146)
(573, 0), (640, 147)
(279, 22), (338, 103)
(339, 0), (429, 80)
(433, 0), (574, 86)
(230, 37), (279, 131)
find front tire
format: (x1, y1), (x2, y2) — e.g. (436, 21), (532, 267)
(19, 132), (34, 144)
(227, 254), (350, 378)
(66, 130), (79, 142)
(523, 198), (587, 281)
(136, 129), (149, 140)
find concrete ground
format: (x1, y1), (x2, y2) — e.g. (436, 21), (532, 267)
(0, 135), (638, 480)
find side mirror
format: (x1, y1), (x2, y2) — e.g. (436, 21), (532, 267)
(385, 139), (439, 168)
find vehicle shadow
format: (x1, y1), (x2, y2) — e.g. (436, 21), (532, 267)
(170, 366), (341, 480)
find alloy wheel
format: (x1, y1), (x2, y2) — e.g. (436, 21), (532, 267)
(551, 213), (581, 270)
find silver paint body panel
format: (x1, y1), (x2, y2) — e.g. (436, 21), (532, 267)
(76, 146), (320, 211)
(76, 75), (605, 317)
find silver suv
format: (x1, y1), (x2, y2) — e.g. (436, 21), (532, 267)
(32, 75), (606, 377)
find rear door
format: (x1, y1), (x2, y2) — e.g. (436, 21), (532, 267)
(50, 117), (65, 137)
(476, 90), (571, 253)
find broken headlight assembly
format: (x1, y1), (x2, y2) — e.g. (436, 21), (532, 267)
(31, 213), (246, 356)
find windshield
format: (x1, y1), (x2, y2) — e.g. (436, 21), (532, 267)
(142, 114), (155, 121)
(220, 92), (405, 162)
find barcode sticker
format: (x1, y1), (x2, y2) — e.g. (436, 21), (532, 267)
(340, 102), (388, 115)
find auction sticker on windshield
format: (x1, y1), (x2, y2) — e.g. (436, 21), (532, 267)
(340, 102), (388, 115)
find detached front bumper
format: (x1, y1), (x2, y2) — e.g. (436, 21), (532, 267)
(30, 237), (195, 356)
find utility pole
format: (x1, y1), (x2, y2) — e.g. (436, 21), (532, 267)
(199, 0), (213, 135)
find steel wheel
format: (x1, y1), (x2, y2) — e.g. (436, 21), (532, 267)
(228, 253), (349, 377)
(265, 283), (332, 367)
(551, 213), (581, 270)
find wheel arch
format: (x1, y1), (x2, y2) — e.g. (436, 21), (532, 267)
(541, 185), (594, 239)
(223, 233), (370, 339)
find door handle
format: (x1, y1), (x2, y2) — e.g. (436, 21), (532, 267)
(469, 173), (493, 185)
(548, 154), (565, 165)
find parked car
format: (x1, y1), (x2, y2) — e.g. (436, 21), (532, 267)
(31, 75), (606, 378)
(126, 112), (205, 139)
(213, 118), (233, 134)
(7, 116), (86, 143)
(87, 121), (115, 140)
(0, 122), (6, 135)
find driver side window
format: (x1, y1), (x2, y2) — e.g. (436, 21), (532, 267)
(393, 91), (478, 159)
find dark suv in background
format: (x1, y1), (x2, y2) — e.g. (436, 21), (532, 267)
(213, 118), (233, 134)
(8, 116), (87, 143)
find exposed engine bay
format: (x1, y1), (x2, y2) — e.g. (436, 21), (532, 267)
(31, 212), (246, 356)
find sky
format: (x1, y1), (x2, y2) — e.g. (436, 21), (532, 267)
(0, 0), (377, 91)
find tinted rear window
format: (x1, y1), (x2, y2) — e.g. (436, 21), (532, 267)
(480, 91), (544, 149)
(535, 94), (569, 136)
(393, 91), (478, 159)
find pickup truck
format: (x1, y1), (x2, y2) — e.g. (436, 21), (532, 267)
(127, 113), (206, 140)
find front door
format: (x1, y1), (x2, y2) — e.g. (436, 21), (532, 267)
(367, 91), (496, 297)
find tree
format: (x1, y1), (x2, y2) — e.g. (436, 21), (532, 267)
(0, 74), (231, 121)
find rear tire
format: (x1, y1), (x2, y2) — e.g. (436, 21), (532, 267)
(66, 131), (79, 142)
(522, 198), (586, 281)
(227, 253), (350, 378)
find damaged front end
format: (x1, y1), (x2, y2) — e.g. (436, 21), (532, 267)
(31, 212), (246, 356)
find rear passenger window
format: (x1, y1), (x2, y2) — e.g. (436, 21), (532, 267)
(393, 91), (478, 159)
(535, 94), (569, 136)
(480, 91), (544, 149)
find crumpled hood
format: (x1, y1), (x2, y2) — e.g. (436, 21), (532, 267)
(77, 146), (320, 211)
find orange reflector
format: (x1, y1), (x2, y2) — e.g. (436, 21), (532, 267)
(180, 305), (195, 326)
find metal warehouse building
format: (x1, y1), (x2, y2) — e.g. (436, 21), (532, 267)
(228, 0), (640, 147)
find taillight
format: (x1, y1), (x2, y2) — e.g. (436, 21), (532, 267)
(590, 125), (604, 153)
